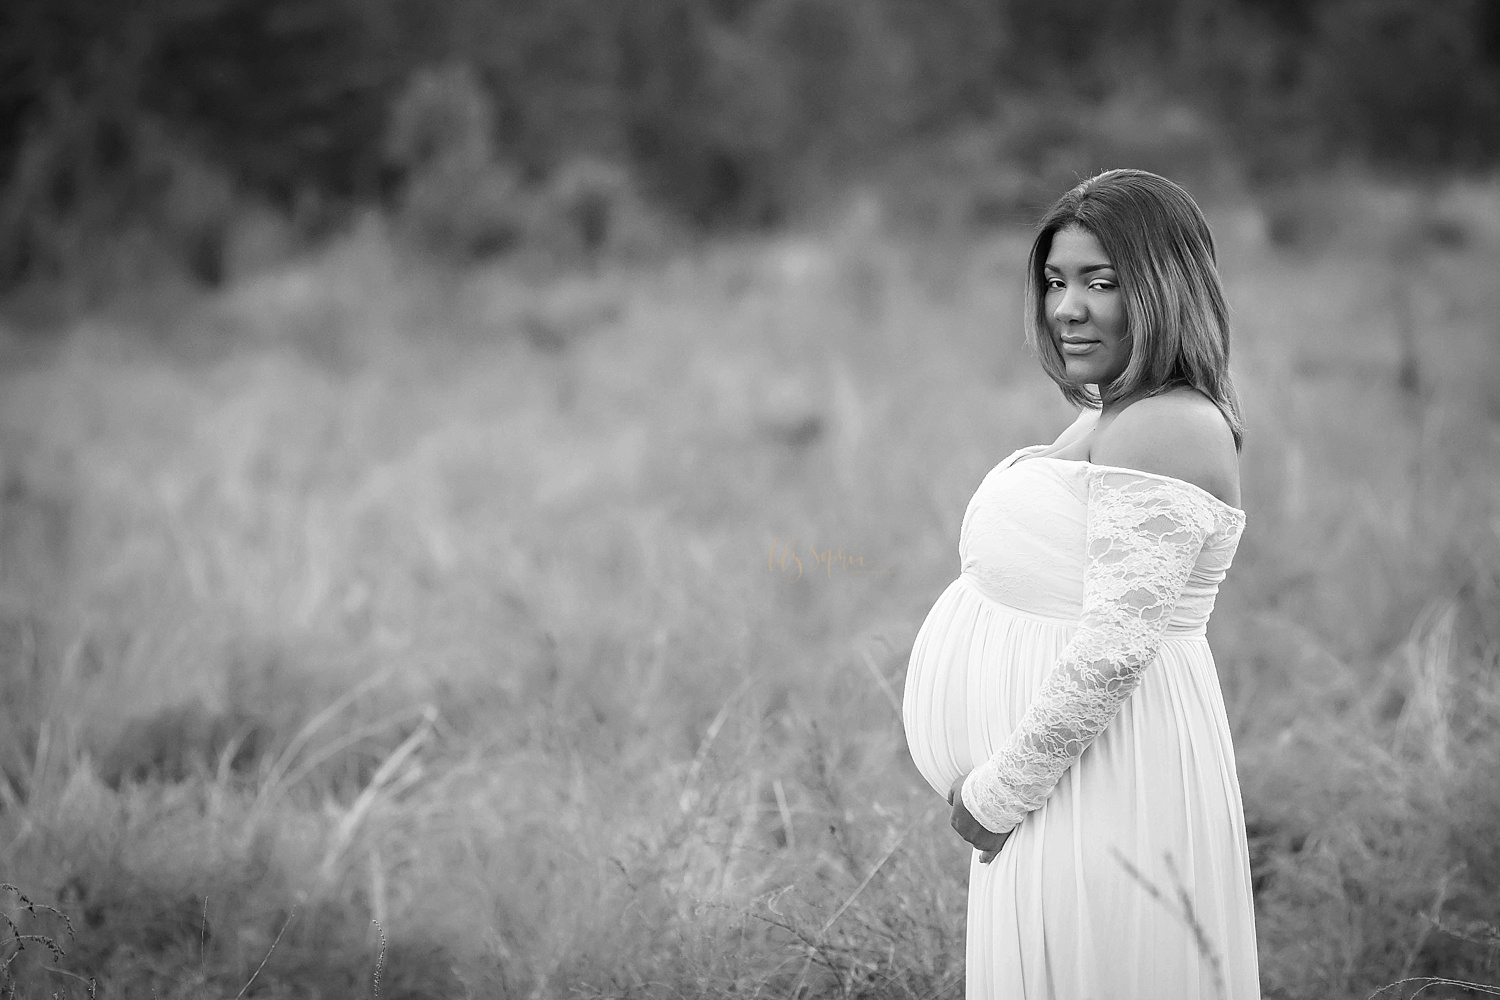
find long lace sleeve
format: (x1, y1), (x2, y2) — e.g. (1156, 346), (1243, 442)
(960, 469), (1222, 836)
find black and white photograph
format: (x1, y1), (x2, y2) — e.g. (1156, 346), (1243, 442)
(1, 2), (1498, 998)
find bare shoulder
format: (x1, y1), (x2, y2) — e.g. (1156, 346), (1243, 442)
(1091, 390), (1240, 507)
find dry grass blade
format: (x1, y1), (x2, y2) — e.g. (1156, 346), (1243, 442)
(41, 965), (98, 997)
(773, 778), (796, 850)
(320, 705), (437, 882)
(1111, 850), (1227, 1000)
(679, 676), (755, 814)
(858, 646), (903, 719)
(1367, 977), (1500, 999)
(258, 663), (400, 802)
(273, 703), (431, 796)
(232, 906), (295, 1000)
(820, 822), (915, 938)
(1399, 865), (1460, 980)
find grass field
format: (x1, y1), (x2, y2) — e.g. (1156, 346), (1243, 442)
(1, 181), (1499, 999)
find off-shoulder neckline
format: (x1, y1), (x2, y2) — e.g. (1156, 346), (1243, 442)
(1005, 446), (1246, 518)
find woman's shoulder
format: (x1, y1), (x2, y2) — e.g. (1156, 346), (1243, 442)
(1090, 389), (1240, 507)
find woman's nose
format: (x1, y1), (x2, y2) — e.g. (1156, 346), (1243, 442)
(1053, 285), (1086, 324)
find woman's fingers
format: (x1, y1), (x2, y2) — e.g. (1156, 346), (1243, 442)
(949, 776), (1013, 858)
(974, 829), (1011, 860)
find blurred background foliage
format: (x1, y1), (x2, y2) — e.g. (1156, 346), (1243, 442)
(1, 0), (1498, 301)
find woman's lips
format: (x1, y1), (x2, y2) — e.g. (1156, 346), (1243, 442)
(1059, 339), (1099, 355)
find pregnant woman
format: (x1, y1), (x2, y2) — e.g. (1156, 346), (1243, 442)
(903, 169), (1261, 998)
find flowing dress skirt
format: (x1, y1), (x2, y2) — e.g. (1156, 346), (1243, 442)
(903, 574), (1261, 1000)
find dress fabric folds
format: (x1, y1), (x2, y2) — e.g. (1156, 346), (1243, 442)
(902, 445), (1261, 1000)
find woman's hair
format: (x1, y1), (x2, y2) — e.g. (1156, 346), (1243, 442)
(1023, 168), (1244, 450)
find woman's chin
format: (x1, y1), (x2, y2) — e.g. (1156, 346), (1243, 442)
(1061, 362), (1101, 385)
(1062, 359), (1125, 388)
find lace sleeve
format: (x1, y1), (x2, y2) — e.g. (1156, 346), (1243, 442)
(959, 469), (1220, 835)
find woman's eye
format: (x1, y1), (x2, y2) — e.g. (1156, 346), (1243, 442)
(1045, 277), (1065, 290)
(1090, 280), (1117, 291)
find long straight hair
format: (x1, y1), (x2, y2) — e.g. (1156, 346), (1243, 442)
(1023, 169), (1244, 450)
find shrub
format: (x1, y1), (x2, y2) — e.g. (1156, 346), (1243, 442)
(383, 63), (529, 262)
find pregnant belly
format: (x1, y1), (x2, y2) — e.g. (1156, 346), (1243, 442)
(902, 575), (1073, 800)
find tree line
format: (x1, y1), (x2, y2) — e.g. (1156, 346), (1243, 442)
(1, 0), (1496, 290)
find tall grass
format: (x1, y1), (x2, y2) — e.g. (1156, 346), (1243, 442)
(1, 185), (1498, 998)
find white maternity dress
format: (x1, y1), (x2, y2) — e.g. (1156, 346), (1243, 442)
(902, 444), (1261, 999)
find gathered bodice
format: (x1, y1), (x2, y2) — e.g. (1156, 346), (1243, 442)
(958, 445), (1244, 636)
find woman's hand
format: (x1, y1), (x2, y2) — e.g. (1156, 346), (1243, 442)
(949, 773), (1012, 863)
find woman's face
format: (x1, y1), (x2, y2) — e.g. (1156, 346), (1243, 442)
(1043, 225), (1130, 388)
